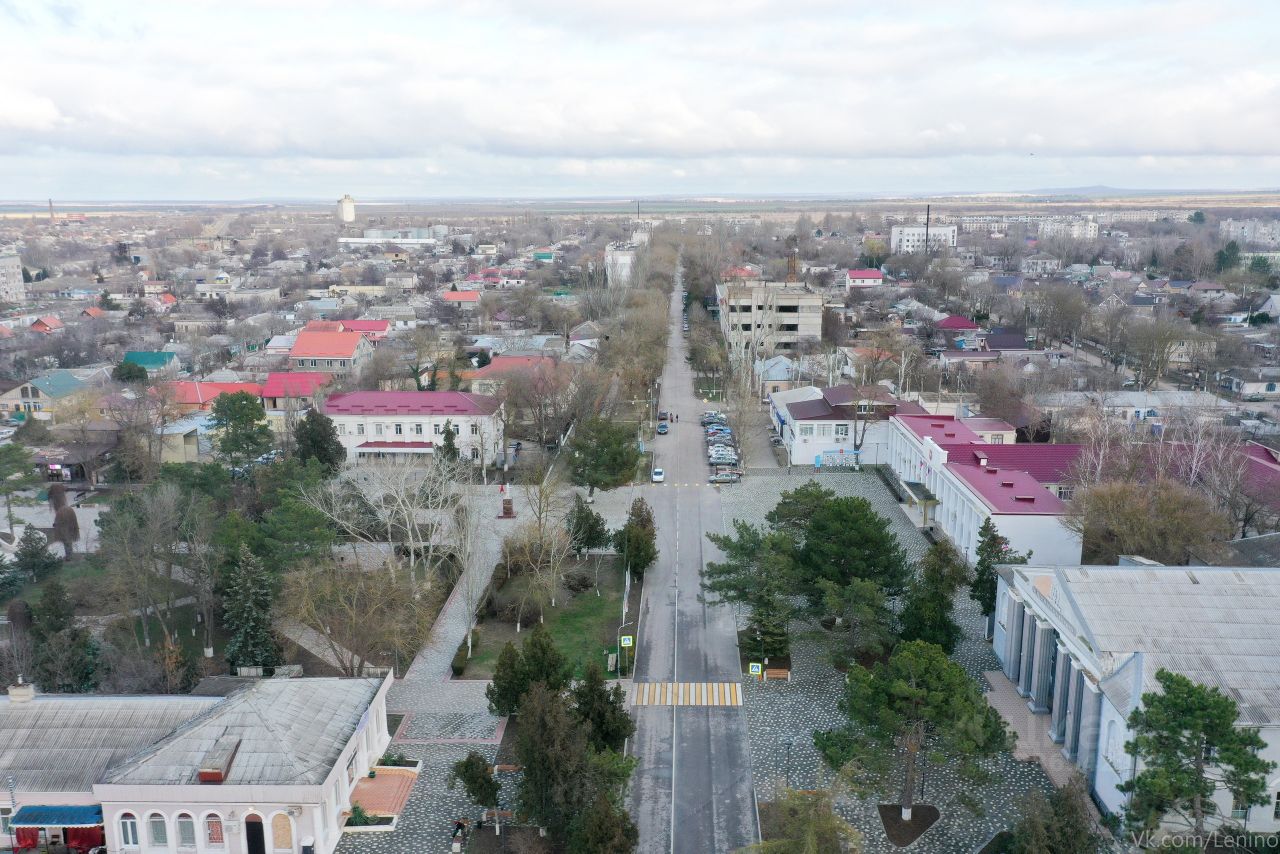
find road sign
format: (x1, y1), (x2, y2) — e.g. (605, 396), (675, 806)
(620, 635), (634, 648)
(748, 662), (762, 676)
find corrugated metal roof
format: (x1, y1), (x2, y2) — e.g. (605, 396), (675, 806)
(103, 678), (381, 786)
(0, 695), (219, 792)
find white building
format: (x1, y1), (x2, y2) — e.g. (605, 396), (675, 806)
(605, 243), (637, 286)
(0, 252), (24, 304)
(889, 225), (958, 254)
(993, 561), (1280, 832)
(768, 385), (913, 466)
(716, 281), (824, 357)
(886, 414), (1083, 565)
(1220, 218), (1280, 248)
(336, 194), (356, 224)
(1037, 219), (1099, 241)
(844, 268), (885, 291)
(1020, 253), (1062, 276)
(322, 390), (505, 466)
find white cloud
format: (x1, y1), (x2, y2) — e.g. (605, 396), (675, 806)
(1, 0), (1278, 197)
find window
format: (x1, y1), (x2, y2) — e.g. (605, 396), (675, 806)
(470, 423), (479, 435)
(798, 425), (813, 437)
(310, 359), (317, 367)
(1232, 793), (1248, 820)
(434, 424), (443, 435)
(375, 423), (383, 436)
(176, 814), (196, 849)
(817, 424), (832, 438)
(990, 434), (1004, 444)
(0, 806), (10, 835)
(148, 814), (168, 846)
(120, 813), (139, 847)
(1269, 383), (1277, 393)
(470, 447), (480, 461)
(337, 424), (346, 436)
(394, 423), (403, 435)
(356, 423), (365, 436)
(1058, 486), (1074, 501)
(347, 753), (357, 784)
(834, 424), (849, 438)
(414, 423), (423, 435)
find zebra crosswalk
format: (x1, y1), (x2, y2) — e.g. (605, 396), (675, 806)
(629, 681), (743, 707)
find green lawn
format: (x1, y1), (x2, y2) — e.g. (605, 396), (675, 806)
(4, 556), (193, 617)
(464, 562), (625, 680)
(694, 378), (725, 401)
(105, 603), (230, 662)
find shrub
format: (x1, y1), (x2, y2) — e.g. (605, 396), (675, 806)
(346, 805), (374, 827)
(450, 630), (478, 677)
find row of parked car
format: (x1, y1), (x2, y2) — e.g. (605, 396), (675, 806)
(702, 411), (741, 483)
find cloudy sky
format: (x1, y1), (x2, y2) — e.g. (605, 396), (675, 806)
(2, 0), (1278, 200)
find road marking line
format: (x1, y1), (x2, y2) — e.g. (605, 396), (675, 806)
(629, 682), (744, 706)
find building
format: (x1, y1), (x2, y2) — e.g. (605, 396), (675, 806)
(715, 281), (824, 357)
(992, 561), (1280, 832)
(1220, 218), (1280, 248)
(30, 316), (65, 335)
(844, 268), (885, 291)
(886, 414), (1082, 564)
(1218, 367), (1280, 400)
(466, 355), (565, 398)
(168, 382), (262, 413)
(770, 385), (925, 466)
(289, 331), (374, 376)
(0, 252), (24, 304)
(605, 243), (637, 286)
(440, 290), (481, 312)
(1037, 219), (1099, 240)
(337, 194), (356, 224)
(0, 367), (112, 421)
(1020, 254), (1062, 276)
(322, 390), (505, 466)
(889, 225), (958, 254)
(123, 351), (181, 378)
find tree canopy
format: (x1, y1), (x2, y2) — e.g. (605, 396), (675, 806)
(111, 360), (148, 383)
(570, 418), (641, 493)
(208, 391), (274, 467)
(293, 409), (345, 472)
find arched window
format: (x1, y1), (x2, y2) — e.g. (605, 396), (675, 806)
(147, 813), (168, 847)
(119, 813), (139, 847)
(176, 814), (196, 850)
(470, 447), (480, 461)
(271, 814), (293, 853)
(204, 815), (225, 848)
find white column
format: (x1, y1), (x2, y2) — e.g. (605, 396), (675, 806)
(1003, 598), (1025, 681)
(1061, 666), (1084, 762)
(1075, 680), (1104, 784)
(1027, 621), (1055, 714)
(1049, 644), (1071, 743)
(1017, 610), (1036, 697)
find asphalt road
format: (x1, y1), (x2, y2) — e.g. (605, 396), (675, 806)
(627, 273), (759, 853)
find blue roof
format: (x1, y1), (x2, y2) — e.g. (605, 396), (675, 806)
(123, 351), (178, 370)
(29, 370), (86, 399)
(11, 805), (103, 828)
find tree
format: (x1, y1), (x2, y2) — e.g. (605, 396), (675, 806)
(448, 751), (501, 831)
(0, 444), (38, 535)
(1189, 211), (1206, 224)
(487, 642), (526, 716)
(31, 580), (97, 693)
(1121, 668), (1275, 838)
(822, 577), (898, 668)
(46, 482), (67, 513)
(898, 540), (970, 653)
(794, 494), (910, 603)
(613, 497), (657, 577)
(970, 519), (1029, 638)
(817, 640), (1009, 822)
(13, 526), (59, 582)
(570, 418), (641, 495)
(437, 419), (460, 462)
(746, 788), (861, 854)
(222, 544), (280, 670)
(51, 505), (79, 560)
(566, 494), (609, 557)
(516, 682), (591, 842)
(704, 523), (798, 660)
(1065, 478), (1233, 564)
(1215, 240), (1241, 273)
(571, 660), (634, 753)
(521, 623), (572, 692)
(97, 289), (121, 310)
(292, 409), (345, 472)
(12, 417), (52, 447)
(570, 792), (639, 854)
(112, 360), (149, 383)
(1007, 777), (1102, 854)
(208, 391), (274, 467)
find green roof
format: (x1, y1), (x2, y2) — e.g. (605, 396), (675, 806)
(30, 370), (87, 399)
(123, 351), (178, 370)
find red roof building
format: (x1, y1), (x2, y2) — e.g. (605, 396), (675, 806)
(936, 315), (981, 331)
(322, 391), (505, 466)
(30, 316), (64, 334)
(261, 372), (332, 409)
(168, 382), (263, 412)
(289, 331), (373, 374)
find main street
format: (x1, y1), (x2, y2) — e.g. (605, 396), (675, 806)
(627, 271), (758, 853)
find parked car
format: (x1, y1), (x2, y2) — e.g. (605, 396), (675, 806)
(651, 468), (665, 483)
(709, 472), (740, 484)
(709, 452), (739, 464)
(658, 411), (670, 421)
(656, 422), (669, 435)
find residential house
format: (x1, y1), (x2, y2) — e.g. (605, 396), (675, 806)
(1218, 367), (1280, 400)
(844, 269), (885, 291)
(754, 355), (800, 398)
(322, 391), (505, 465)
(935, 315), (981, 332)
(1020, 254), (1062, 276)
(992, 561), (1280, 833)
(0, 368), (112, 422)
(289, 331), (374, 376)
(30, 316), (64, 335)
(123, 351), (181, 378)
(260, 372), (332, 434)
(440, 290), (481, 313)
(466, 355), (564, 397)
(158, 412), (215, 463)
(775, 385), (926, 466)
(887, 414), (1082, 564)
(167, 382), (263, 413)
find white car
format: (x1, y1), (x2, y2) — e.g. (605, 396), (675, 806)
(651, 468), (665, 483)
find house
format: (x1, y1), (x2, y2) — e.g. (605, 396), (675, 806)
(1218, 367), (1280, 400)
(30, 316), (65, 335)
(1020, 253), (1062, 276)
(80, 306), (106, 319)
(844, 269), (885, 291)
(289, 331), (374, 376)
(992, 561), (1280, 833)
(440, 290), (481, 312)
(322, 391), (505, 465)
(466, 355), (564, 397)
(754, 355), (800, 398)
(167, 382), (263, 413)
(336, 319), (391, 345)
(887, 414), (1082, 564)
(261, 372), (332, 411)
(158, 412), (216, 463)
(776, 385), (924, 466)
(123, 351), (181, 378)
(0, 368), (112, 421)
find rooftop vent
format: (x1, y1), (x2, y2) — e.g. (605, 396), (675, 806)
(198, 736), (241, 784)
(1013, 495), (1036, 503)
(1000, 480), (1014, 487)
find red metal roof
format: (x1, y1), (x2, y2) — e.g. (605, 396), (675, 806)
(442, 290), (481, 302)
(846, 268), (884, 279)
(323, 390), (500, 417)
(169, 381), (262, 407)
(260, 372), (331, 399)
(939, 443), (1083, 485)
(894, 414), (983, 445)
(339, 320), (390, 333)
(947, 463), (1066, 514)
(937, 315), (981, 330)
(290, 330), (366, 358)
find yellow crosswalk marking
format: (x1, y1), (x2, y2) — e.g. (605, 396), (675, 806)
(629, 682), (744, 706)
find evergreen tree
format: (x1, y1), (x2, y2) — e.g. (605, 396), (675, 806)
(566, 494), (609, 556)
(744, 788), (860, 853)
(791, 489), (909, 604)
(424, 365), (439, 391)
(614, 497), (658, 576)
(970, 519), (1029, 637)
(51, 505), (79, 560)
(293, 409), (346, 472)
(0, 554), (22, 601)
(569, 418), (642, 495)
(438, 420), (459, 461)
(475, 350), (491, 368)
(111, 360), (149, 383)
(222, 544), (281, 669)
(705, 522), (796, 659)
(14, 526), (60, 582)
(521, 624), (571, 693)
(822, 577), (898, 667)
(1121, 668), (1275, 837)
(486, 642), (526, 716)
(516, 683), (591, 842)
(209, 391), (274, 467)
(32, 579), (75, 640)
(448, 750), (501, 825)
(0, 443), (38, 535)
(31, 580), (97, 693)
(570, 792), (639, 854)
(899, 540), (970, 654)
(571, 660), (635, 753)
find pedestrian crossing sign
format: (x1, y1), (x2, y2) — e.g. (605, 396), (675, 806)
(621, 635), (634, 648)
(748, 662), (762, 676)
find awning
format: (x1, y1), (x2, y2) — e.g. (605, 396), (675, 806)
(10, 805), (103, 828)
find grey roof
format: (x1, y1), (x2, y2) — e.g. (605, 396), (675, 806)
(103, 678), (381, 786)
(1050, 565), (1280, 725)
(0, 695), (219, 792)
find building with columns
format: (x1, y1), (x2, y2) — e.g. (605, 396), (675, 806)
(993, 560), (1280, 830)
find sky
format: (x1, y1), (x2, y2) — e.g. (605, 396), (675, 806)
(2, 0), (1279, 200)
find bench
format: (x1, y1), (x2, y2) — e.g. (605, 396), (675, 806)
(764, 668), (791, 682)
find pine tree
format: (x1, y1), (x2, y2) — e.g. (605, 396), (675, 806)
(571, 660), (634, 753)
(31, 580), (97, 693)
(566, 494), (609, 556)
(293, 409), (346, 472)
(486, 642), (526, 716)
(1009, 777), (1102, 854)
(899, 540), (970, 654)
(516, 683), (590, 842)
(209, 391), (274, 467)
(614, 498), (657, 576)
(439, 420), (459, 461)
(222, 544), (281, 670)
(570, 792), (639, 854)
(970, 519), (1029, 638)
(448, 750), (500, 825)
(521, 624), (571, 693)
(13, 526), (60, 582)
